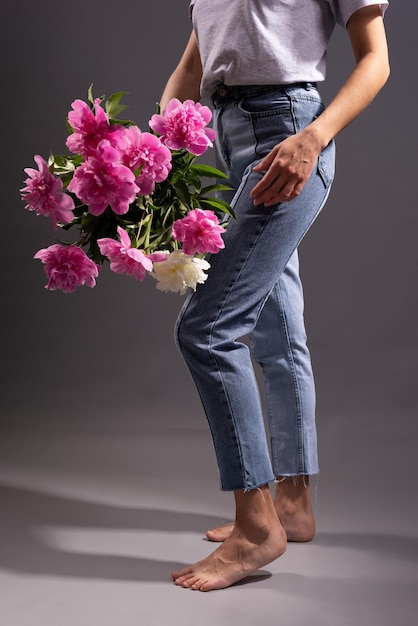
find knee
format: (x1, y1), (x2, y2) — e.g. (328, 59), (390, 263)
(174, 309), (190, 355)
(250, 323), (309, 366)
(175, 302), (209, 360)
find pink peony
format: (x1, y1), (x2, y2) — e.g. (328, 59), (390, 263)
(172, 208), (226, 255)
(21, 155), (75, 230)
(67, 140), (139, 216)
(149, 98), (216, 156)
(115, 126), (172, 195)
(66, 98), (123, 157)
(34, 244), (99, 293)
(97, 226), (153, 281)
(147, 251), (169, 263)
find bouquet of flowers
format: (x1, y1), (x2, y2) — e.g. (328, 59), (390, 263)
(21, 87), (234, 294)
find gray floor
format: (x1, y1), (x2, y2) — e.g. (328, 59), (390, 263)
(1, 410), (417, 626)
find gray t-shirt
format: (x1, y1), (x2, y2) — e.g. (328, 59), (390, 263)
(189, 0), (388, 97)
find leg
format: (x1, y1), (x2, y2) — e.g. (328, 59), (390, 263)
(172, 484), (286, 591)
(175, 167), (328, 585)
(174, 86), (334, 587)
(207, 477), (315, 543)
(176, 164), (329, 491)
(207, 251), (317, 542)
(273, 475), (315, 542)
(251, 251), (318, 477)
(254, 251), (317, 540)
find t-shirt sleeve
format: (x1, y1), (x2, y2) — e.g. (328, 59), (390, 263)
(336, 1), (389, 27)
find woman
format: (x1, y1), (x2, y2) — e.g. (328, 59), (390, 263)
(160, 0), (390, 591)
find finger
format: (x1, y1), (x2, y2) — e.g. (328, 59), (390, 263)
(250, 167), (283, 199)
(255, 180), (302, 206)
(251, 167), (293, 202)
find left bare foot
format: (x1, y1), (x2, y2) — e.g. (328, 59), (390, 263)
(205, 521), (234, 543)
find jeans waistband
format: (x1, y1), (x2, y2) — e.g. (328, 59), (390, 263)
(211, 82), (318, 104)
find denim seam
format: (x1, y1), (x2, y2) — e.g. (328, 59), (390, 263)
(209, 173), (329, 489)
(274, 283), (305, 474)
(175, 301), (238, 489)
(237, 97), (322, 119)
(265, 184), (332, 476)
(238, 106), (292, 120)
(285, 89), (299, 134)
(206, 170), (284, 490)
(215, 105), (233, 171)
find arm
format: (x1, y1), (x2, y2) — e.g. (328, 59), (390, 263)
(251, 5), (390, 206)
(159, 30), (203, 111)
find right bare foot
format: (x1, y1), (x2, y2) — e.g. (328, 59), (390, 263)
(173, 485), (286, 591)
(206, 476), (316, 543)
(173, 519), (286, 591)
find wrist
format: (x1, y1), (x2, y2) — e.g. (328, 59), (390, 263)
(302, 122), (331, 154)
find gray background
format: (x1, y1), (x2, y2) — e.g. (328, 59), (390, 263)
(2, 0), (416, 454)
(0, 2), (417, 624)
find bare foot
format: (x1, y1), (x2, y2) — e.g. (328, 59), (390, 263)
(172, 486), (286, 591)
(206, 476), (315, 543)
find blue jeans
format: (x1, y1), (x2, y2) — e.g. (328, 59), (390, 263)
(175, 84), (335, 491)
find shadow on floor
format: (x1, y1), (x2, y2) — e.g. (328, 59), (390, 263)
(1, 483), (417, 584)
(0, 483), (224, 581)
(314, 531), (418, 564)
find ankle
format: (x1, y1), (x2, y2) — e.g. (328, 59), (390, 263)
(274, 476), (313, 512)
(234, 485), (282, 532)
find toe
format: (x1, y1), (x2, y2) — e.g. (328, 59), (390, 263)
(205, 530), (219, 541)
(171, 566), (191, 580)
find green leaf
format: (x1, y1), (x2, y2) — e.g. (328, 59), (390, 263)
(72, 204), (88, 218)
(105, 91), (129, 120)
(161, 207), (174, 228)
(51, 154), (81, 174)
(170, 170), (184, 185)
(107, 118), (135, 127)
(87, 84), (95, 106)
(200, 183), (232, 195)
(199, 197), (236, 219)
(81, 212), (99, 232)
(190, 164), (228, 179)
(174, 180), (191, 206)
(66, 118), (74, 134)
(185, 173), (202, 192)
(148, 227), (172, 249)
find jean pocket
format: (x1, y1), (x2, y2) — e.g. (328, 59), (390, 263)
(317, 139), (336, 189)
(238, 92), (291, 118)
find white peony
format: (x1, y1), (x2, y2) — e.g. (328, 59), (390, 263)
(151, 250), (210, 294)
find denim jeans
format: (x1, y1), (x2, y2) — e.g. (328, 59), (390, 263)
(175, 84), (335, 491)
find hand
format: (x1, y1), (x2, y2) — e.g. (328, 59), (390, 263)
(250, 129), (322, 206)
